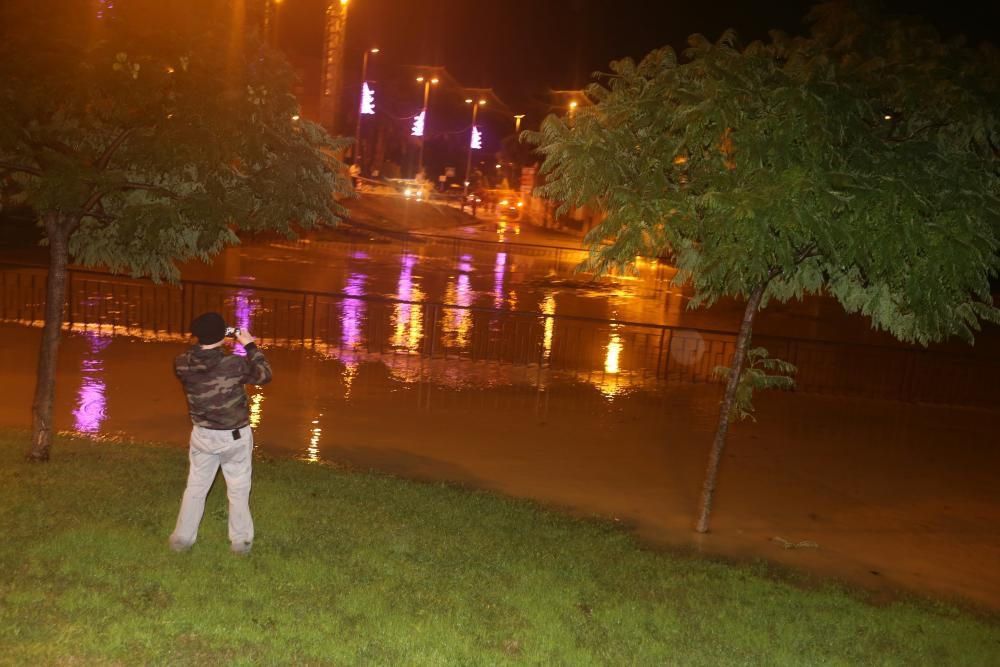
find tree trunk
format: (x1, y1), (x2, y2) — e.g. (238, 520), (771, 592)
(27, 212), (72, 462)
(695, 282), (767, 533)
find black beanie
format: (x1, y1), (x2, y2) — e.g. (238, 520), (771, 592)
(190, 312), (227, 345)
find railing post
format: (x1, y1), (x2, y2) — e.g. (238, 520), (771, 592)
(66, 269), (74, 331)
(310, 294), (318, 349)
(663, 330), (674, 381)
(301, 293), (308, 348)
(655, 328), (666, 378)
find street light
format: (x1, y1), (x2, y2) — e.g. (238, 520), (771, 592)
(415, 75), (439, 176)
(514, 114), (525, 134)
(353, 47), (379, 166)
(463, 98), (486, 198)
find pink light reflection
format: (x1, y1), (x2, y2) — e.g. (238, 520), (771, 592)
(493, 252), (507, 309)
(392, 254), (423, 352)
(341, 272), (367, 349)
(96, 0), (114, 19)
(72, 331), (112, 434)
(232, 289), (254, 356)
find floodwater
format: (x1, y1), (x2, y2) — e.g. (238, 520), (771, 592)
(3, 214), (999, 611)
(2, 321), (999, 612)
(175, 222), (919, 348)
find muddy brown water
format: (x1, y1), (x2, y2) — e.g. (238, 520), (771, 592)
(2, 322), (998, 612)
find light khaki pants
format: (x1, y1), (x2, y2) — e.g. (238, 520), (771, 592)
(170, 425), (254, 548)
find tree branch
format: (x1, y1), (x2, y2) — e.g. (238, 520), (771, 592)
(888, 122), (948, 143)
(117, 181), (179, 198)
(80, 180), (177, 216)
(0, 161), (42, 177)
(94, 128), (135, 171)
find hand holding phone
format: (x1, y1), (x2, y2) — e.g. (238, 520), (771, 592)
(235, 329), (255, 347)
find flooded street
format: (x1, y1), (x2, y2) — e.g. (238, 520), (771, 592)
(2, 320), (999, 612)
(177, 221), (920, 348)
(2, 208), (1000, 611)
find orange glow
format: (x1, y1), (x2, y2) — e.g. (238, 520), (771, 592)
(307, 414), (322, 462)
(249, 388), (264, 429)
(542, 293), (556, 360)
(604, 325), (622, 375)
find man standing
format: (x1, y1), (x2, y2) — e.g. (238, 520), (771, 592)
(169, 312), (272, 555)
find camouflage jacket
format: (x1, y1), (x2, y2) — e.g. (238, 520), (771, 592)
(174, 342), (272, 430)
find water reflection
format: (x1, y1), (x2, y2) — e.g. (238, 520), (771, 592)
(443, 255), (473, 348)
(248, 387), (264, 429)
(72, 330), (112, 433)
(542, 292), (556, 361)
(342, 272), (367, 350)
(392, 253), (425, 353)
(307, 413), (323, 462)
(341, 363), (359, 400)
(95, 0), (114, 20)
(496, 220), (521, 242)
(233, 289), (255, 356)
(493, 252), (507, 309)
(605, 324), (622, 375)
(597, 321), (626, 399)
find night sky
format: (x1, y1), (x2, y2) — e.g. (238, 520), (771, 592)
(277, 0), (1000, 126)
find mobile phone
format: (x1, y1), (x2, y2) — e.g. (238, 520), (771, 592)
(225, 327), (240, 338)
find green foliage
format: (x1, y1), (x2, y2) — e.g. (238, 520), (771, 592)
(714, 347), (797, 421)
(526, 1), (1000, 348)
(0, 0), (352, 282)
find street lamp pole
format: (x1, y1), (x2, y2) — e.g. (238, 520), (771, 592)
(353, 47), (378, 166)
(415, 75), (438, 176)
(463, 97), (485, 199)
(514, 113), (524, 135)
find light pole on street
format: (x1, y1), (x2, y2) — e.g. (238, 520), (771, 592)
(463, 97), (486, 198)
(353, 46), (379, 166)
(415, 75), (438, 176)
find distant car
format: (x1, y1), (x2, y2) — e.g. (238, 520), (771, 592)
(492, 190), (523, 219)
(386, 178), (427, 200)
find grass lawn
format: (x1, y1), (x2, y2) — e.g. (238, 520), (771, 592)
(1, 430), (997, 666)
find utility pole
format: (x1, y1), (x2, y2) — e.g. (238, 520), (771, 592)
(463, 97), (485, 199)
(353, 47), (379, 165)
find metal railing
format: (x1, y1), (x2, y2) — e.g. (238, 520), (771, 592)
(2, 263), (998, 407)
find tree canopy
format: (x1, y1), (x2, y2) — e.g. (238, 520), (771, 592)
(0, 0), (353, 461)
(528, 1), (1000, 346)
(527, 0), (1000, 532)
(0, 0), (351, 281)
